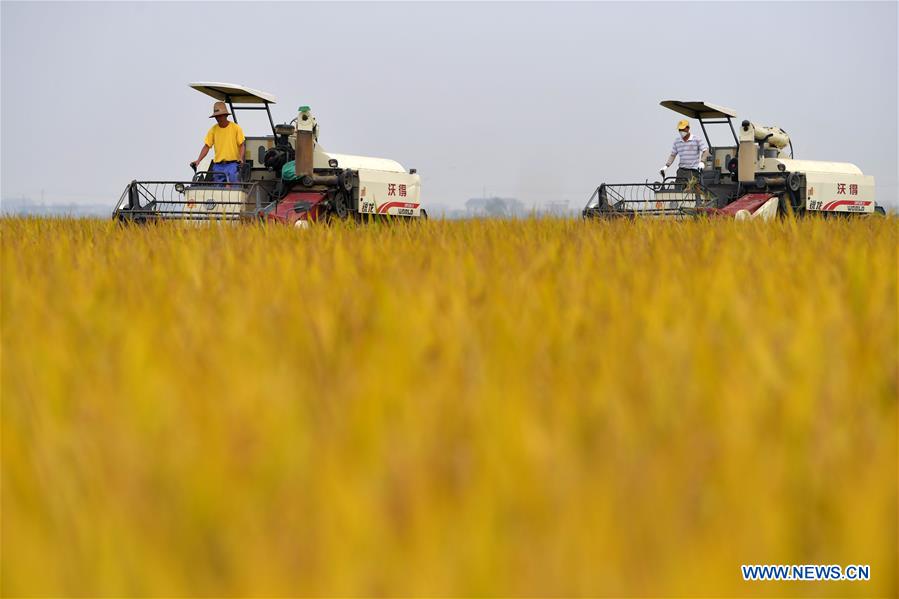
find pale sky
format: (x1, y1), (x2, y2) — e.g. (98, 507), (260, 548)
(2, 1), (897, 209)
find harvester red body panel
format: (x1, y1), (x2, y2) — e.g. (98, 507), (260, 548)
(265, 191), (328, 226)
(718, 193), (775, 216)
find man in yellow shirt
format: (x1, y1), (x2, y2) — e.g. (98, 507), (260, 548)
(190, 101), (246, 183)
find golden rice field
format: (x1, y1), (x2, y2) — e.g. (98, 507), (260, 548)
(1, 216), (896, 597)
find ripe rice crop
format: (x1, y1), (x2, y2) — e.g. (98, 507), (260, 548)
(1, 216), (896, 597)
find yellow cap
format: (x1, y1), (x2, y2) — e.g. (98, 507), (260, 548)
(677, 119), (689, 131)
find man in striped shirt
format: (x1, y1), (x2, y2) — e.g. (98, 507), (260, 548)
(660, 119), (709, 185)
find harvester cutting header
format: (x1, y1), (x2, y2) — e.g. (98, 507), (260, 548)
(584, 100), (883, 219)
(114, 82), (425, 226)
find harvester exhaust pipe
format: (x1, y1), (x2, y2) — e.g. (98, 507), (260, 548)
(738, 120), (757, 183)
(295, 105), (316, 178)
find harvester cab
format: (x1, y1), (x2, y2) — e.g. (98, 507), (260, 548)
(113, 82), (424, 226)
(583, 100), (882, 219)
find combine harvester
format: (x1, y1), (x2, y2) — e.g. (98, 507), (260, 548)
(114, 82), (425, 226)
(583, 100), (884, 220)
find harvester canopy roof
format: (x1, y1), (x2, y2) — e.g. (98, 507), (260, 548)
(189, 82), (277, 104)
(660, 100), (737, 119)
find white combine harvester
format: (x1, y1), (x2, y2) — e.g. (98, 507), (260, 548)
(114, 82), (425, 226)
(583, 100), (884, 219)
